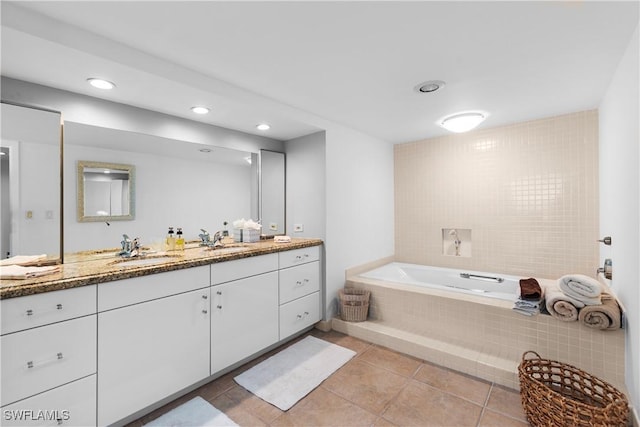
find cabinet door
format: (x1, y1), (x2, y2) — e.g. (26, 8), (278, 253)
(211, 271), (278, 374)
(97, 288), (210, 426)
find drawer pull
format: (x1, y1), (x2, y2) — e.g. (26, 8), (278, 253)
(295, 278), (310, 286)
(217, 305), (223, 310)
(202, 295), (208, 300)
(26, 309), (34, 316)
(216, 291), (222, 295)
(202, 309), (208, 314)
(296, 311), (310, 319)
(26, 352), (64, 369)
(56, 304), (63, 310)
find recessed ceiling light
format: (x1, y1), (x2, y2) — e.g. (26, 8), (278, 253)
(87, 78), (115, 90)
(199, 148), (212, 153)
(191, 106), (210, 115)
(438, 112), (487, 133)
(415, 80), (446, 93)
(256, 123), (271, 131)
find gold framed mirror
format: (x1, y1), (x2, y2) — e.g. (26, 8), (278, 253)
(77, 160), (135, 222)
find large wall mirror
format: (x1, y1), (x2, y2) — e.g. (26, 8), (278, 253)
(0, 102), (62, 263)
(77, 161), (135, 222)
(63, 122), (285, 257)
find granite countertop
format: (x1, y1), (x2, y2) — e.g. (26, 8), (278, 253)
(0, 238), (323, 299)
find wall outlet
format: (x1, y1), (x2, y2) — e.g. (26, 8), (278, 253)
(25, 210), (33, 219)
(269, 223), (278, 231)
(293, 224), (304, 232)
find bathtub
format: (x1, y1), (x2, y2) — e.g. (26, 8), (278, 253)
(358, 262), (518, 302)
(332, 261), (625, 391)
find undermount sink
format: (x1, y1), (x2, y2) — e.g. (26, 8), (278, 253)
(112, 256), (178, 267)
(209, 246), (249, 254)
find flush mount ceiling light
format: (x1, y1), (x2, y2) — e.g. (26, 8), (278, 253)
(87, 78), (115, 90)
(191, 106), (210, 115)
(438, 112), (487, 133)
(415, 80), (446, 93)
(256, 123), (271, 131)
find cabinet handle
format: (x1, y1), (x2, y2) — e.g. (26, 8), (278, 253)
(56, 304), (63, 310)
(296, 312), (310, 319)
(202, 309), (208, 314)
(217, 305), (223, 310)
(202, 295), (208, 300)
(26, 352), (63, 369)
(216, 291), (222, 295)
(26, 309), (33, 316)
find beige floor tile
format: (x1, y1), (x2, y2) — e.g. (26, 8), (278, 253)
(210, 392), (268, 427)
(485, 385), (528, 423)
(479, 408), (530, 427)
(323, 359), (408, 414)
(223, 385), (284, 424)
(372, 416), (399, 427)
(382, 380), (483, 427)
(270, 387), (378, 427)
(415, 362), (491, 405)
(311, 329), (373, 354)
(358, 345), (422, 377)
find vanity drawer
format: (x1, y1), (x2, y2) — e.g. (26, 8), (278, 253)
(279, 261), (320, 304)
(279, 291), (320, 339)
(0, 375), (96, 427)
(1, 285), (96, 335)
(212, 253), (278, 285)
(0, 315), (97, 407)
(98, 265), (209, 311)
(278, 246), (320, 269)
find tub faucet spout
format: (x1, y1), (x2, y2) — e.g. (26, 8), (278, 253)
(449, 229), (461, 256)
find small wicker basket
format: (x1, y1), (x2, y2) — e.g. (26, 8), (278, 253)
(518, 351), (628, 427)
(339, 288), (370, 322)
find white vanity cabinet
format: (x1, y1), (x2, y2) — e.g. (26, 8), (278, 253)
(211, 254), (279, 374)
(0, 286), (97, 427)
(278, 246), (321, 339)
(97, 267), (210, 427)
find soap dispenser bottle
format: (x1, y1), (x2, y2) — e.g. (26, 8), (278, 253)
(176, 227), (185, 251)
(166, 227), (176, 251)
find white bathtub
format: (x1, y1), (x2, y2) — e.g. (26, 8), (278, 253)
(359, 262), (519, 302)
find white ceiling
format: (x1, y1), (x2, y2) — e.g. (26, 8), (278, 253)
(1, 1), (638, 144)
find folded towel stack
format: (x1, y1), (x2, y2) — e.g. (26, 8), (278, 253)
(0, 254), (47, 267)
(0, 264), (61, 280)
(543, 274), (622, 329)
(513, 278), (544, 316)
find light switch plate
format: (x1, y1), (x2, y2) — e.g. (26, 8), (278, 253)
(269, 223), (278, 231)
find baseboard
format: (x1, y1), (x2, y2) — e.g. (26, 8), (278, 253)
(631, 405), (639, 427)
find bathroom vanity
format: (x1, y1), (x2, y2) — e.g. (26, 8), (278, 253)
(0, 239), (322, 426)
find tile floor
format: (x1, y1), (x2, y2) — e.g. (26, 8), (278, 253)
(128, 330), (529, 426)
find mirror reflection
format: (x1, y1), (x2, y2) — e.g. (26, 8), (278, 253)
(77, 161), (135, 222)
(260, 150), (286, 236)
(63, 122), (259, 256)
(1, 102), (61, 262)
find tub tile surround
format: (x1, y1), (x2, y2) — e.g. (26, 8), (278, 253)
(0, 238), (322, 299)
(335, 275), (626, 394)
(394, 110), (599, 280)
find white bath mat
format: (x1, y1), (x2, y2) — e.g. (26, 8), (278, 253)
(144, 396), (238, 427)
(234, 335), (356, 411)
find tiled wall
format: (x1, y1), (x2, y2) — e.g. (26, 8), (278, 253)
(394, 110), (599, 279)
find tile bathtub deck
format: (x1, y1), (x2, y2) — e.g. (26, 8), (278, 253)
(128, 330), (529, 427)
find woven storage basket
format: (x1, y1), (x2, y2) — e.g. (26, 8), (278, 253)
(339, 289), (370, 322)
(518, 351), (628, 427)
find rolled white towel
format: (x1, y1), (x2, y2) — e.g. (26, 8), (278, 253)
(559, 274), (603, 305)
(545, 281), (583, 322)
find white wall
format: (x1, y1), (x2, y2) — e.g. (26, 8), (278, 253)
(599, 23), (640, 417)
(285, 131), (326, 239)
(324, 127), (394, 319)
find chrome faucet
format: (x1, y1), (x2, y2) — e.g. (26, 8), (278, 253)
(119, 234), (141, 257)
(199, 229), (224, 248)
(449, 229), (461, 256)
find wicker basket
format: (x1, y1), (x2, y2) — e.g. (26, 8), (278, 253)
(339, 289), (370, 322)
(518, 351), (628, 427)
